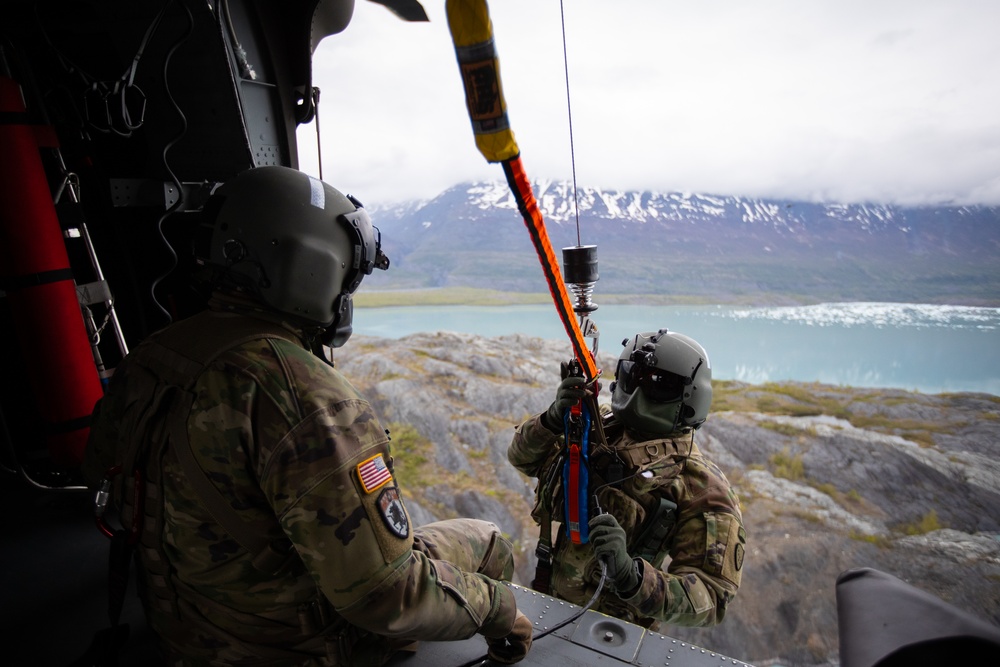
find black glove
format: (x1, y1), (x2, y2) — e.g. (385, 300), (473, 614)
(589, 513), (641, 595)
(541, 375), (588, 433)
(485, 611), (533, 664)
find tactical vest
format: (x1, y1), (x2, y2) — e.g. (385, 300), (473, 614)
(599, 434), (683, 563)
(531, 415), (684, 594)
(102, 311), (346, 663)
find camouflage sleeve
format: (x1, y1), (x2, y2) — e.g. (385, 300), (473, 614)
(508, 414), (562, 478)
(620, 457), (747, 627)
(259, 351), (515, 641)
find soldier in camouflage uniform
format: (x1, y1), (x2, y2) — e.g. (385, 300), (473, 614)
(83, 166), (532, 666)
(508, 329), (746, 629)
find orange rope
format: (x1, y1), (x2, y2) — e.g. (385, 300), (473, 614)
(503, 157), (597, 380)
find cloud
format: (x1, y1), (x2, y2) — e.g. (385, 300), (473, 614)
(297, 0), (1000, 207)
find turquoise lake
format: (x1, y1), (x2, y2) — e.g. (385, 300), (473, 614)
(352, 302), (1000, 396)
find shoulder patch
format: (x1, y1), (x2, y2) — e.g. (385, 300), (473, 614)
(377, 486), (410, 538)
(735, 526), (746, 572)
(357, 454), (393, 493)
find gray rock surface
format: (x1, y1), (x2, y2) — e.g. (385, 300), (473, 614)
(335, 332), (1000, 666)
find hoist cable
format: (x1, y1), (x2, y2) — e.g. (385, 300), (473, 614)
(501, 157), (597, 380)
(558, 0), (582, 246)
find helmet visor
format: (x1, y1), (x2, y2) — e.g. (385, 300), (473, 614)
(616, 359), (690, 403)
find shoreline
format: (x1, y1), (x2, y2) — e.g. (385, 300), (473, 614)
(354, 287), (1000, 309)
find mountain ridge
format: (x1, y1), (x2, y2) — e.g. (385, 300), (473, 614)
(363, 181), (1000, 306)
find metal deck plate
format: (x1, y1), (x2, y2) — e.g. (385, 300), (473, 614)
(387, 584), (753, 667)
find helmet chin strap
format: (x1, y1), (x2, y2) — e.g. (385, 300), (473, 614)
(320, 293), (354, 349)
(622, 423), (688, 442)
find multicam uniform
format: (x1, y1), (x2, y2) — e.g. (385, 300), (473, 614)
(508, 410), (745, 629)
(84, 300), (517, 666)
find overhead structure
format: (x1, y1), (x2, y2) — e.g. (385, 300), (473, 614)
(0, 0), (366, 477)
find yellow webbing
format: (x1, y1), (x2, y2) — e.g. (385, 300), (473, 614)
(446, 0), (519, 163)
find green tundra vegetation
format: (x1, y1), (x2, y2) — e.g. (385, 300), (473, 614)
(712, 380), (999, 446)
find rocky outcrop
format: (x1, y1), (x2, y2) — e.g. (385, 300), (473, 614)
(336, 332), (1000, 667)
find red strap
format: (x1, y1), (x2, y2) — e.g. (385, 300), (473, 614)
(567, 443), (582, 543)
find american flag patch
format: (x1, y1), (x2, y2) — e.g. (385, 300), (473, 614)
(357, 454), (393, 493)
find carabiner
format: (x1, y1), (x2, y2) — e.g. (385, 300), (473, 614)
(94, 464), (143, 543)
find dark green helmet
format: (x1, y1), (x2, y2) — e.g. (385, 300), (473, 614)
(610, 329), (712, 435)
(198, 166), (389, 347)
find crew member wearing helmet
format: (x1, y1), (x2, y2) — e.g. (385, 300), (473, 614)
(84, 166), (532, 665)
(507, 329), (746, 629)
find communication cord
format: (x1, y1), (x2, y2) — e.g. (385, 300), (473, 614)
(458, 561), (608, 667)
(149, 0), (193, 326)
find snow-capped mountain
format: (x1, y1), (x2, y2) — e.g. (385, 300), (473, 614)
(366, 181), (1000, 305)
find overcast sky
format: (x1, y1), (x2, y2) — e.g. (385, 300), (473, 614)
(295, 0), (1000, 208)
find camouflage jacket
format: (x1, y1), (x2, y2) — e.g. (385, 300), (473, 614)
(83, 300), (515, 665)
(508, 410), (745, 628)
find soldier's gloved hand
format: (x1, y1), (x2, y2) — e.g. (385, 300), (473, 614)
(486, 611), (533, 664)
(589, 513), (641, 595)
(541, 376), (588, 433)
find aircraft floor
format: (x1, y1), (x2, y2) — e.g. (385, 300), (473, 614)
(1, 475), (160, 666)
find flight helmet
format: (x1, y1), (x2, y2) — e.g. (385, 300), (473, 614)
(198, 166), (389, 347)
(610, 329), (712, 435)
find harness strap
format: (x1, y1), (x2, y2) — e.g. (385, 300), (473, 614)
(532, 512), (554, 595)
(531, 445), (567, 594)
(633, 497), (678, 563)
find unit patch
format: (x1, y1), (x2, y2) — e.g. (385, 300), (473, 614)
(357, 454), (393, 493)
(377, 486), (409, 538)
(735, 526), (746, 571)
